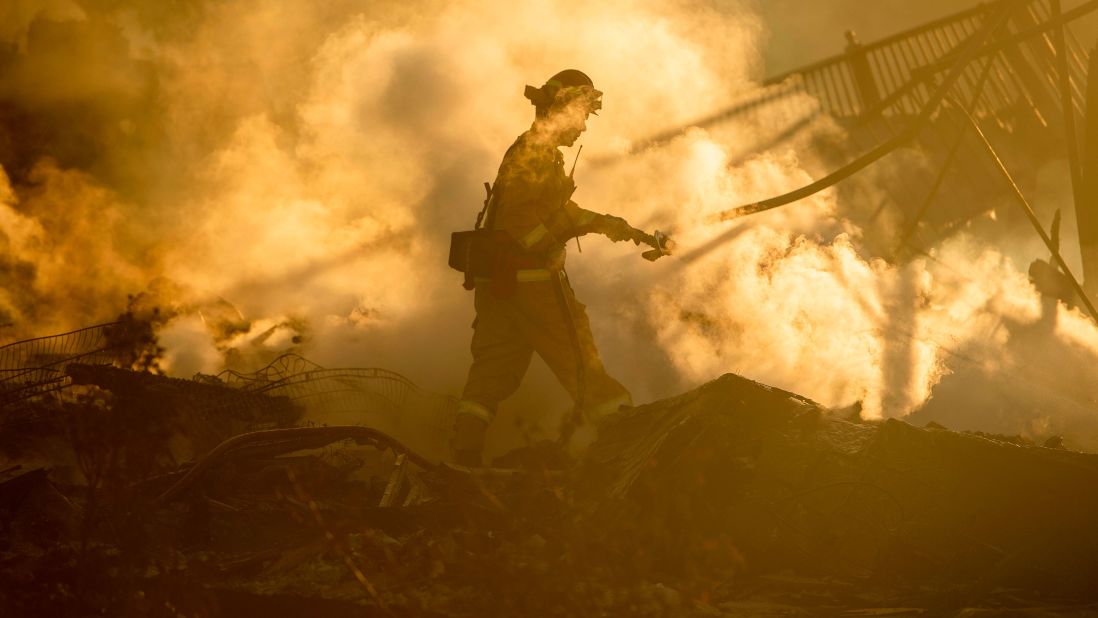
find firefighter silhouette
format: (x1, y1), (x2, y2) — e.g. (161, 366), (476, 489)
(451, 69), (668, 466)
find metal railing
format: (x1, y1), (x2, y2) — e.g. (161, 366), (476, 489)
(619, 0), (1093, 160)
(0, 322), (126, 407)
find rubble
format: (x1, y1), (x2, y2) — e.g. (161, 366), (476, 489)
(3, 349), (1098, 616)
(582, 374), (1098, 600)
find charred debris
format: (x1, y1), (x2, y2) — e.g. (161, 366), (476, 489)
(8, 0), (1098, 615)
(3, 315), (1098, 616)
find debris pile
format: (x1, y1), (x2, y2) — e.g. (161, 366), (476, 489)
(583, 375), (1098, 605)
(3, 331), (1098, 615)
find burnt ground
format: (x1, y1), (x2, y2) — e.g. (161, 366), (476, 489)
(3, 366), (1098, 617)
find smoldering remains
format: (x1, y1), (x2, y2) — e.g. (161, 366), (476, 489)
(4, 341), (1098, 615)
(5, 0), (1098, 615)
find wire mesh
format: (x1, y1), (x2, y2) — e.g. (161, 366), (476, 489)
(0, 322), (127, 407)
(761, 0), (1086, 124)
(218, 354), (324, 390)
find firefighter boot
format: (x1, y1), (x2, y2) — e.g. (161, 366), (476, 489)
(451, 414), (488, 468)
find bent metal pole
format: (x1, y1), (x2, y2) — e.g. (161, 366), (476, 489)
(955, 100), (1098, 324)
(710, 0), (1098, 223)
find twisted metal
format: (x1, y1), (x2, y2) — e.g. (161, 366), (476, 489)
(600, 0), (1097, 241)
(217, 353), (323, 390)
(616, 0), (1092, 161)
(217, 354), (457, 431)
(0, 322), (126, 408)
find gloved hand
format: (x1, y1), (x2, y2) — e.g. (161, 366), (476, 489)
(600, 215), (644, 244)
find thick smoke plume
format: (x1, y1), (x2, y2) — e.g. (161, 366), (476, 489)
(2, 0), (1098, 450)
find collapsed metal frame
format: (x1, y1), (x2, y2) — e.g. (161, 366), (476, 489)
(712, 0), (1097, 218)
(616, 0), (1098, 317)
(609, 1), (1081, 164)
(217, 353), (323, 389)
(0, 321), (126, 407)
(222, 355), (457, 433)
(2, 337), (456, 439)
(625, 0), (1093, 152)
(761, 0), (1090, 123)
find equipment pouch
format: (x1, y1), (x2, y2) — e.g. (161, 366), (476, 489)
(448, 229), (523, 292)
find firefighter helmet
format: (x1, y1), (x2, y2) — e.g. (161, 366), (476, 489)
(524, 69), (603, 117)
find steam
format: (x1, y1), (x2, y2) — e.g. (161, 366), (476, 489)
(0, 161), (150, 333)
(2, 0), (1097, 449)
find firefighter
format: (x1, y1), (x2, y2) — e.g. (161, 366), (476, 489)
(452, 69), (664, 466)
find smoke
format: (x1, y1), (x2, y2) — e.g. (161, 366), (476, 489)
(2, 0), (1098, 450)
(0, 161), (151, 333)
(756, 0), (987, 74)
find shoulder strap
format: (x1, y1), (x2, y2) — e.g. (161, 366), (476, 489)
(477, 135), (527, 230)
(475, 182), (493, 230)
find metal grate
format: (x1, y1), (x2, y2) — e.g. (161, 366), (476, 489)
(617, 0), (1094, 175)
(756, 0), (1086, 131)
(218, 354), (324, 390)
(0, 322), (126, 407)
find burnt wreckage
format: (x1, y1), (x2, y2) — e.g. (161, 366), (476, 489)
(6, 0), (1098, 615)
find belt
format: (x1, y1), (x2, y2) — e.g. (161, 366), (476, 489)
(475, 268), (561, 283)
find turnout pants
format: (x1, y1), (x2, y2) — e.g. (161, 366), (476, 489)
(458, 270), (631, 424)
